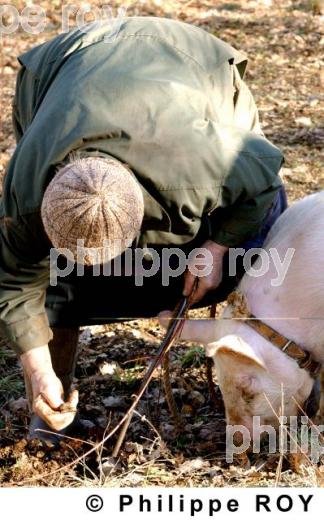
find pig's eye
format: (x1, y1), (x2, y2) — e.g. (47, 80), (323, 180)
(240, 384), (259, 405)
(243, 393), (254, 405)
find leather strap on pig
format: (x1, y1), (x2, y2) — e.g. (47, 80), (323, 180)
(227, 291), (321, 379)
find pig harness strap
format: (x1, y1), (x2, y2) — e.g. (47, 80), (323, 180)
(227, 291), (321, 379)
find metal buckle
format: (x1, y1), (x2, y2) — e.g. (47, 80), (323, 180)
(299, 351), (315, 372)
(282, 340), (292, 353)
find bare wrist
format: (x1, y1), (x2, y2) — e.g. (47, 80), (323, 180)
(20, 345), (53, 377)
(204, 240), (229, 255)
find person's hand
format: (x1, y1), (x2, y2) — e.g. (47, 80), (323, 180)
(31, 370), (78, 431)
(21, 346), (78, 431)
(183, 240), (229, 304)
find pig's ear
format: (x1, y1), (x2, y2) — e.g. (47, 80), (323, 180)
(205, 335), (266, 370)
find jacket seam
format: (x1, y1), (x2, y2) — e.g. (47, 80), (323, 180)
(46, 33), (232, 78)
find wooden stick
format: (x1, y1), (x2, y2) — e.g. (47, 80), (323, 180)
(162, 348), (184, 432)
(112, 295), (191, 457)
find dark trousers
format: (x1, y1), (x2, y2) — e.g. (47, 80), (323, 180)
(45, 186), (287, 327)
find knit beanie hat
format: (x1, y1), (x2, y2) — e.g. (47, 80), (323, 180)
(41, 156), (144, 265)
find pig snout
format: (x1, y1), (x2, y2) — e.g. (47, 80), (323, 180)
(158, 312), (220, 343)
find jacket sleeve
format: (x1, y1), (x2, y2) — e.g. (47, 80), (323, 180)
(209, 175), (283, 247)
(0, 216), (53, 356)
(207, 127), (284, 247)
(208, 62), (284, 247)
(12, 64), (39, 144)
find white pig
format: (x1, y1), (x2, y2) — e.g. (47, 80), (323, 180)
(160, 192), (324, 437)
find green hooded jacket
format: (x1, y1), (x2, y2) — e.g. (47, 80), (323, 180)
(0, 17), (284, 355)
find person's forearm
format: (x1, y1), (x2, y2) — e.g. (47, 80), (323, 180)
(203, 240), (229, 257)
(20, 344), (53, 377)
